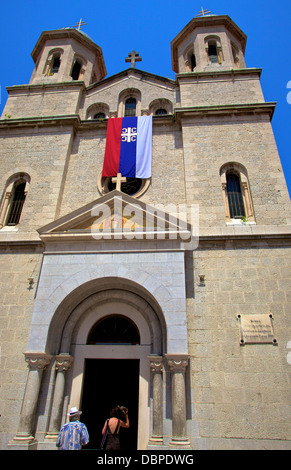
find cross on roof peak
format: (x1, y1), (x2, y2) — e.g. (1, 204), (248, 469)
(112, 173), (127, 191)
(125, 50), (142, 68)
(73, 18), (87, 30)
(196, 7), (211, 17)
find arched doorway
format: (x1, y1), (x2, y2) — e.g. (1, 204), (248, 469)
(61, 287), (164, 450)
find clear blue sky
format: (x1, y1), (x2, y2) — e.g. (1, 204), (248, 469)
(0, 0), (290, 197)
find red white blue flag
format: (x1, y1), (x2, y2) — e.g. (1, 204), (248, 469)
(102, 116), (152, 178)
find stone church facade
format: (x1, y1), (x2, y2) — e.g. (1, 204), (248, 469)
(0, 14), (290, 450)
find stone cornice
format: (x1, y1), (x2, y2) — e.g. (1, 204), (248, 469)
(6, 81), (86, 93)
(0, 113), (175, 131)
(176, 68), (262, 80)
(0, 228), (290, 253)
(0, 114), (80, 130)
(175, 102), (277, 121)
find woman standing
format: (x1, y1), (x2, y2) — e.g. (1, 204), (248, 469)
(101, 406), (129, 450)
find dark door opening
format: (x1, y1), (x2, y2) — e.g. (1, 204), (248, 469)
(81, 359), (140, 450)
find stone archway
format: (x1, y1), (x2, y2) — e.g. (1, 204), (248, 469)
(56, 288), (163, 450)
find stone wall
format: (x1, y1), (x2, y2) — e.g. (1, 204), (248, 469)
(177, 71), (264, 108)
(0, 248), (43, 449)
(0, 123), (74, 234)
(2, 83), (83, 119)
(186, 241), (291, 449)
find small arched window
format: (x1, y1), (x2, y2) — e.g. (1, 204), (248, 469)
(94, 112), (106, 120)
(71, 59), (82, 80)
(43, 48), (64, 77)
(155, 108), (167, 115)
(0, 173), (30, 228)
(226, 172), (245, 219)
(205, 36), (223, 65)
(87, 315), (140, 345)
(124, 97), (136, 117)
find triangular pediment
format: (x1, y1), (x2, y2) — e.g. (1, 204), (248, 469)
(38, 190), (192, 242)
(87, 68), (176, 94)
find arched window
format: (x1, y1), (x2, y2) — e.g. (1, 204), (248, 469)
(71, 59), (82, 80)
(0, 173), (30, 228)
(86, 103), (109, 120)
(87, 315), (140, 345)
(124, 98), (136, 117)
(226, 172), (245, 219)
(220, 163), (255, 223)
(43, 48), (64, 77)
(98, 174), (150, 198)
(205, 36), (223, 65)
(149, 98), (173, 116)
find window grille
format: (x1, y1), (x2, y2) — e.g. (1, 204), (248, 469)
(6, 182), (26, 225)
(108, 177), (142, 196)
(155, 108), (167, 115)
(87, 315), (140, 345)
(124, 97), (136, 116)
(94, 112), (106, 120)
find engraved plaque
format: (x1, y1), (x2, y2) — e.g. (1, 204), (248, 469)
(237, 314), (277, 345)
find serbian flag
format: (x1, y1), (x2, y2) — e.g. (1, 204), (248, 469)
(102, 116), (152, 178)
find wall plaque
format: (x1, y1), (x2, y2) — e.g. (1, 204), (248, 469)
(237, 314), (277, 345)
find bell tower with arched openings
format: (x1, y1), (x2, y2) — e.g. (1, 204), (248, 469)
(30, 28), (106, 86)
(171, 14), (247, 73)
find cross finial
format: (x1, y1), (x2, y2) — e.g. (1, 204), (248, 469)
(73, 18), (87, 30)
(196, 7), (211, 17)
(125, 50), (142, 68)
(112, 173), (127, 191)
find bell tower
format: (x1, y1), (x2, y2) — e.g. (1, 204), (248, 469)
(171, 14), (247, 73)
(29, 28), (106, 86)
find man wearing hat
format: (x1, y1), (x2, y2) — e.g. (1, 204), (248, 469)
(56, 407), (89, 450)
